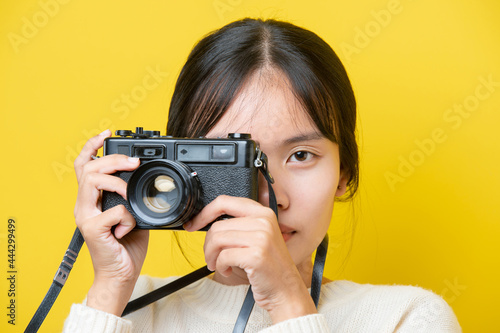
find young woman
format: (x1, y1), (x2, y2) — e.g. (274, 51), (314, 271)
(64, 18), (461, 332)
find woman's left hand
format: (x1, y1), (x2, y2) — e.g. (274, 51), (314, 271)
(184, 195), (317, 323)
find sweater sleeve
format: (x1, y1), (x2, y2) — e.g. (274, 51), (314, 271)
(259, 314), (329, 333)
(62, 304), (132, 333)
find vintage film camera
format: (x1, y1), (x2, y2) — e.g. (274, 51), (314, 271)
(101, 127), (262, 230)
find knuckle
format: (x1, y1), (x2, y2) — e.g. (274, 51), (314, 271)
(81, 162), (94, 177)
(75, 158), (91, 176)
(73, 158), (80, 170)
(217, 249), (229, 265)
(115, 205), (131, 219)
(250, 247), (265, 265)
(106, 153), (120, 164)
(216, 194), (230, 201)
(88, 134), (101, 148)
(208, 221), (223, 233)
(255, 216), (272, 228)
(79, 220), (93, 238)
(255, 230), (272, 248)
(208, 197), (227, 216)
(214, 195), (230, 207)
(263, 207), (276, 219)
(80, 172), (100, 190)
(206, 231), (222, 248)
(117, 204), (129, 215)
(84, 171), (96, 184)
(73, 206), (80, 219)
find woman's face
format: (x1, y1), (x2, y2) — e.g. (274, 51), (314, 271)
(206, 69), (347, 269)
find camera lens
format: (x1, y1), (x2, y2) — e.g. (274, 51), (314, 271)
(127, 160), (201, 228)
(143, 175), (179, 213)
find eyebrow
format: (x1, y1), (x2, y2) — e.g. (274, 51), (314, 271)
(281, 132), (324, 146)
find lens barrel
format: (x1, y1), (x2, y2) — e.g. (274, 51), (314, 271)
(127, 160), (201, 228)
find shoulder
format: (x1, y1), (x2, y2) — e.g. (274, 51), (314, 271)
(319, 280), (462, 332)
(321, 280), (447, 306)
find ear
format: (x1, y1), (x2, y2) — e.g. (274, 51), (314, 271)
(335, 166), (349, 197)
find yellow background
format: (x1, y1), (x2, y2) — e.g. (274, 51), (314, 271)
(1, 0), (499, 332)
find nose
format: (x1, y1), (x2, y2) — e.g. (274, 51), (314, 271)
(258, 169), (289, 211)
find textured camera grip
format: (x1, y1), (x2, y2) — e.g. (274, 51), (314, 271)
(196, 167), (258, 205)
(102, 171), (133, 214)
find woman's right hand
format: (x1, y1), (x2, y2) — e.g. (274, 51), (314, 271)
(73, 130), (149, 316)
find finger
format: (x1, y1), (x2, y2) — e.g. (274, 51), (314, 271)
(113, 214), (138, 239)
(204, 228), (270, 271)
(75, 173), (129, 219)
(185, 195), (274, 231)
(82, 154), (140, 176)
(206, 217), (272, 234)
(203, 217), (278, 254)
(100, 205), (136, 232)
(74, 130), (112, 181)
(79, 204), (136, 240)
(214, 247), (258, 277)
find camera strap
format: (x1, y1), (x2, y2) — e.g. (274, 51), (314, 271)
(25, 156), (328, 333)
(24, 228), (85, 333)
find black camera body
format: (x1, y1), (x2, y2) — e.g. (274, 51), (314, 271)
(102, 128), (260, 230)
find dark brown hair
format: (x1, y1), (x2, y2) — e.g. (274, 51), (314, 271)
(167, 18), (358, 199)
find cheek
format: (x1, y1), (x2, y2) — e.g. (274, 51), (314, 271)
(286, 172), (337, 263)
(292, 170), (338, 225)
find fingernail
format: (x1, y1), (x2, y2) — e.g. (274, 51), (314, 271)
(128, 157), (139, 163)
(183, 222), (192, 230)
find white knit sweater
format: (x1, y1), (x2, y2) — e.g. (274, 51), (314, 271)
(63, 275), (461, 332)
